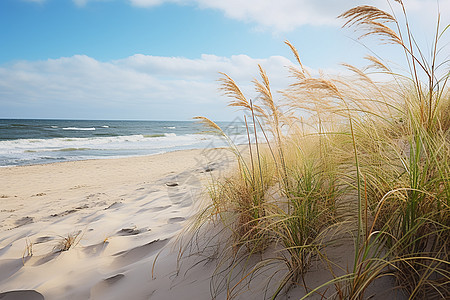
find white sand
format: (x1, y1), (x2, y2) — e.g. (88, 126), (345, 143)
(0, 148), (400, 300)
(0, 148), (238, 299)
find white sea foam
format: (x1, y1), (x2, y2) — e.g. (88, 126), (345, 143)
(0, 133), (252, 166)
(101, 125), (109, 128)
(63, 127), (96, 131)
(0, 134), (236, 155)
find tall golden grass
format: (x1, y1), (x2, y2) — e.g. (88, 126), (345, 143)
(183, 1), (449, 298)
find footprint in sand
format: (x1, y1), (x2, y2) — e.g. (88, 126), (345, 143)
(34, 236), (55, 244)
(0, 290), (44, 300)
(103, 273), (125, 285)
(167, 217), (185, 224)
(115, 228), (145, 236)
(14, 216), (33, 227)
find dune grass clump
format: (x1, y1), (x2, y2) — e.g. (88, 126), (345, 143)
(188, 63), (344, 297)
(331, 2), (450, 298)
(208, 151), (275, 253)
(193, 116), (276, 254)
(182, 0), (449, 298)
(262, 134), (343, 297)
(53, 231), (82, 252)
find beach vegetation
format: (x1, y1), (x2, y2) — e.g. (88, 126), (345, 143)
(183, 0), (449, 298)
(53, 231), (82, 252)
(22, 238), (33, 265)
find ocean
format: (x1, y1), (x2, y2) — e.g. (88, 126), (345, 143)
(0, 119), (250, 167)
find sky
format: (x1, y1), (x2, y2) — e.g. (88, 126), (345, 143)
(0, 0), (448, 121)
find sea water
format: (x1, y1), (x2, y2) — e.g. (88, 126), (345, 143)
(0, 119), (251, 167)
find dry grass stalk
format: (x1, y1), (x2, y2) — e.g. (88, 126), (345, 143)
(54, 231), (82, 252)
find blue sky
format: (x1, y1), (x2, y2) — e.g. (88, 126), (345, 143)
(0, 0), (448, 120)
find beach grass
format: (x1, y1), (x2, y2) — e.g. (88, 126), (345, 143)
(183, 0), (449, 298)
(53, 231), (82, 253)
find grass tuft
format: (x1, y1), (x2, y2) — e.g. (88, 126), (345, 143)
(53, 231), (82, 252)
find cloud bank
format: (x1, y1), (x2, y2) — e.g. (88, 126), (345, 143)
(0, 54), (297, 120)
(128, 0), (449, 31)
(128, 0), (386, 30)
(24, 0), (440, 31)
(27, 0), (449, 32)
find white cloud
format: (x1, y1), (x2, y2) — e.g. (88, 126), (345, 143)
(196, 0), (449, 31)
(128, 0), (382, 30)
(0, 54), (299, 120)
(128, 0), (450, 31)
(23, 0), (450, 32)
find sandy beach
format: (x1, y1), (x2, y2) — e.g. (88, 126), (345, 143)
(5, 148), (412, 300)
(0, 148), (238, 299)
(0, 147), (406, 300)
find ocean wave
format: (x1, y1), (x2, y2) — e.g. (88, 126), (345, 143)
(0, 133), (229, 152)
(0, 133), (253, 166)
(55, 148), (92, 152)
(62, 127), (96, 131)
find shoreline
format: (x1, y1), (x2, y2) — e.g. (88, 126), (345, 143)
(0, 146), (229, 169)
(0, 119), (248, 168)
